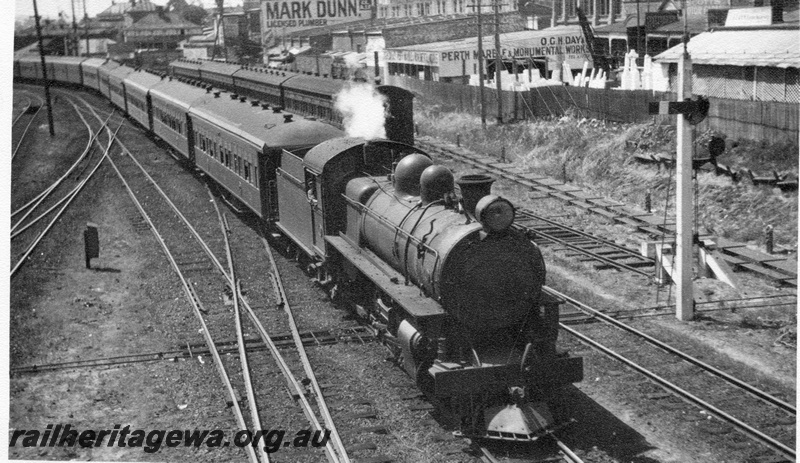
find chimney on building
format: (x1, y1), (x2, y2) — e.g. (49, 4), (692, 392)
(772, 0), (784, 23)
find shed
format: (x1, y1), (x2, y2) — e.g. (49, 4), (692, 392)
(653, 28), (800, 102)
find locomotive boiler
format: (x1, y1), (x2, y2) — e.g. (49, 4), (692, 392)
(324, 150), (584, 440)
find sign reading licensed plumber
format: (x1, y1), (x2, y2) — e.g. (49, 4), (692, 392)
(263, 0), (369, 33)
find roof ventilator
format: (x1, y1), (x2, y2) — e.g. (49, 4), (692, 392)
(283, 114), (293, 123)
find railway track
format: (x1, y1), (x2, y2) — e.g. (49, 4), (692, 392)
(12, 90), (43, 160)
(478, 433), (586, 463)
(550, 286), (796, 461)
(71, 92), (398, 463)
(10, 327), (376, 374)
(13, 93), (34, 126)
(416, 138), (658, 277)
(514, 209), (655, 277)
(10, 95), (120, 277)
(418, 137), (797, 286)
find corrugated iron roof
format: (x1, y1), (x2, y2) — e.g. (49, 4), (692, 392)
(654, 28), (800, 68)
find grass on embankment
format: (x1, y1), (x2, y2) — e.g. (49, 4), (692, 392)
(414, 105), (798, 250)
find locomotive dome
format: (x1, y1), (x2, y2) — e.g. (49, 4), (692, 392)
(419, 165), (455, 204)
(393, 153), (433, 198)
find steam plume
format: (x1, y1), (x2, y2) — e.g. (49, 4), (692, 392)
(334, 83), (387, 140)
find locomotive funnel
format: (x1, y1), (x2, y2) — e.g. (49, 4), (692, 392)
(376, 85), (414, 146)
(457, 173), (495, 217)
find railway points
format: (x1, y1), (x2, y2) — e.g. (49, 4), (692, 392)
(418, 137), (798, 287)
(11, 52), (796, 463)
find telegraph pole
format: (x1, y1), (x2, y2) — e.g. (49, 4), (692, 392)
(70, 0), (79, 55)
(494, 0), (502, 123)
(83, 0), (90, 55)
(33, 0), (55, 136)
(675, 1), (693, 321)
(476, 0), (486, 126)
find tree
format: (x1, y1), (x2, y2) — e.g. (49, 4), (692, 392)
(167, 0), (207, 25)
(181, 5), (207, 25)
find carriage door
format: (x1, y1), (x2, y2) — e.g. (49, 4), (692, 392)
(305, 171), (325, 256)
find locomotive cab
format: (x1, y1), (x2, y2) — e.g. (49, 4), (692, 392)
(275, 138), (430, 261)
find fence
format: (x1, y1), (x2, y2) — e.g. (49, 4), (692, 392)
(384, 74), (799, 143)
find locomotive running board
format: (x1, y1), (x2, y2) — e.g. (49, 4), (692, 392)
(325, 235), (446, 328)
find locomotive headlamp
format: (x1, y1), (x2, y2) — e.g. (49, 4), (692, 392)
(475, 195), (515, 233)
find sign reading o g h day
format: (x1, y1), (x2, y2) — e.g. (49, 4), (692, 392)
(384, 29), (591, 78)
(262, 0), (371, 34)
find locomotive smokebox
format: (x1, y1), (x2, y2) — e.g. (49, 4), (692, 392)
(457, 173), (496, 216)
(377, 85), (414, 146)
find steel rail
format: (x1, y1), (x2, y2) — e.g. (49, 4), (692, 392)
(261, 236), (351, 463)
(207, 190), (341, 463)
(12, 92), (44, 160)
(418, 139), (676, 234)
(11, 327), (376, 374)
(11, 96), (110, 226)
(517, 209), (651, 261)
(13, 94), (33, 126)
(88, 102), (340, 462)
(220, 213), (271, 463)
(550, 435), (585, 463)
(10, 132), (116, 277)
(514, 210), (653, 277)
(546, 286), (795, 415)
(417, 140), (655, 277)
(105, 153), (260, 463)
(560, 323), (795, 461)
(11, 121), (120, 240)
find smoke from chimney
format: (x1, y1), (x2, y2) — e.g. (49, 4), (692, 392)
(334, 83), (387, 140)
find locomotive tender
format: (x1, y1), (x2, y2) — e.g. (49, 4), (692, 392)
(14, 54), (582, 441)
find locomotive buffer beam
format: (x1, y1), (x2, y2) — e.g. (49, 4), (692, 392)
(428, 357), (584, 397)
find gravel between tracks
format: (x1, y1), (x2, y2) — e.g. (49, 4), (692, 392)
(9, 86), (796, 463)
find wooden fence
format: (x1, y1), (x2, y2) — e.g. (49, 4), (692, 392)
(385, 74), (799, 143)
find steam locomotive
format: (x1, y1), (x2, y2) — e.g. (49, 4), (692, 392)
(14, 54), (583, 441)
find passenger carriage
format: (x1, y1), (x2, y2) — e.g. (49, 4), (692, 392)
(97, 60), (123, 99)
(230, 67), (293, 109)
(281, 74), (346, 124)
(197, 60), (240, 92)
(49, 56), (87, 85)
(122, 70), (166, 131)
(16, 55), (44, 81)
(170, 58), (203, 81)
(190, 92), (342, 220)
(80, 58), (109, 91)
(148, 78), (210, 161)
(107, 65), (136, 111)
